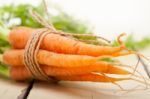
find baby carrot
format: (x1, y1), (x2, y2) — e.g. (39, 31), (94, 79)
(9, 27), (125, 56)
(3, 49), (97, 67)
(55, 73), (130, 82)
(10, 67), (129, 82)
(10, 63), (130, 77)
(10, 64), (148, 87)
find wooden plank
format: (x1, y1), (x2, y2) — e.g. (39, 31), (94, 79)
(28, 81), (150, 99)
(0, 78), (28, 99)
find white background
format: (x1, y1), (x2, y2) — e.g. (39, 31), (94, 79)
(1, 0), (150, 40)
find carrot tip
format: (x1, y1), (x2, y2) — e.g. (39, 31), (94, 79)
(117, 33), (126, 46)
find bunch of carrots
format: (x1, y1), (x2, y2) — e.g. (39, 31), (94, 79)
(2, 26), (150, 91)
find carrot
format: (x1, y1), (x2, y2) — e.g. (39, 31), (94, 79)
(10, 67), (30, 80)
(10, 66), (129, 82)
(9, 27), (125, 56)
(3, 49), (98, 67)
(56, 73), (150, 88)
(55, 73), (130, 82)
(10, 64), (149, 88)
(56, 73), (150, 90)
(10, 63), (130, 77)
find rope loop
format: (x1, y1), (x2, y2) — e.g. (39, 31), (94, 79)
(23, 29), (56, 82)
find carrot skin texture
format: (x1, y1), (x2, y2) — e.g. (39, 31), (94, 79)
(3, 49), (97, 67)
(10, 64), (129, 81)
(9, 27), (124, 56)
(10, 67), (129, 82)
(56, 74), (130, 82)
(10, 67), (31, 80)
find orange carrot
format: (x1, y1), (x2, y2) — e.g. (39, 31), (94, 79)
(10, 64), (129, 77)
(10, 64), (148, 87)
(10, 66), (129, 82)
(3, 49), (98, 67)
(9, 27), (125, 56)
(55, 73), (130, 82)
(57, 73), (150, 87)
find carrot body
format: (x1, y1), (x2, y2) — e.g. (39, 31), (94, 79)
(10, 66), (129, 82)
(3, 49), (97, 67)
(56, 74), (130, 82)
(12, 64), (129, 76)
(9, 27), (124, 56)
(10, 67), (129, 82)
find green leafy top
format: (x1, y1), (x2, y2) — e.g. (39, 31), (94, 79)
(113, 34), (150, 50)
(0, 4), (92, 34)
(99, 58), (116, 63)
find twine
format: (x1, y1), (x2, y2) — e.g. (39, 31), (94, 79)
(23, 28), (56, 81)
